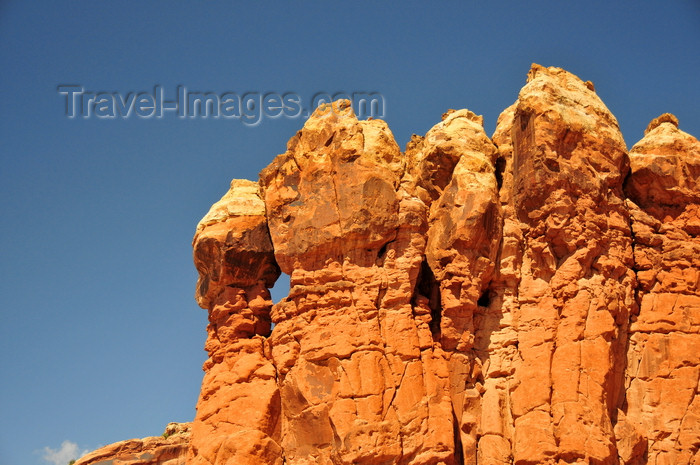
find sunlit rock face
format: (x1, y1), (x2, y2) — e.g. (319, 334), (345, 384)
(484, 63), (639, 465)
(75, 65), (699, 465)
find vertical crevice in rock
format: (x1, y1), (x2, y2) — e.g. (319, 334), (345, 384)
(412, 259), (442, 337)
(477, 290), (491, 308)
(453, 411), (465, 465)
(494, 156), (506, 191)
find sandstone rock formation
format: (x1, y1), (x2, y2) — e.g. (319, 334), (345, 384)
(73, 422), (190, 465)
(80, 65), (699, 465)
(185, 66), (699, 465)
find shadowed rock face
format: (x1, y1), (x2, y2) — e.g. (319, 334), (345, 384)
(78, 65), (699, 465)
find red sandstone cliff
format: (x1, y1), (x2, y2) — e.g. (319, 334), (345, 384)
(80, 65), (700, 465)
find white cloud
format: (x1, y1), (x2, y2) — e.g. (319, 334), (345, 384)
(42, 441), (89, 465)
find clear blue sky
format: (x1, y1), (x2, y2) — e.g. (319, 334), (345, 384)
(1, 2), (698, 464)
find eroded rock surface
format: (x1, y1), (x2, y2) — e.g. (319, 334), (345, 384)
(74, 422), (190, 465)
(79, 65), (699, 465)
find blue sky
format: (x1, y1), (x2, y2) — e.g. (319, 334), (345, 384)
(1, 2), (698, 464)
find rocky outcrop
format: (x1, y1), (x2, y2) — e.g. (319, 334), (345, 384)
(185, 66), (699, 465)
(74, 422), (190, 465)
(419, 109), (501, 464)
(77, 65), (699, 465)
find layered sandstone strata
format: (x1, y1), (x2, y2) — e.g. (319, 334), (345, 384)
(259, 100), (456, 464)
